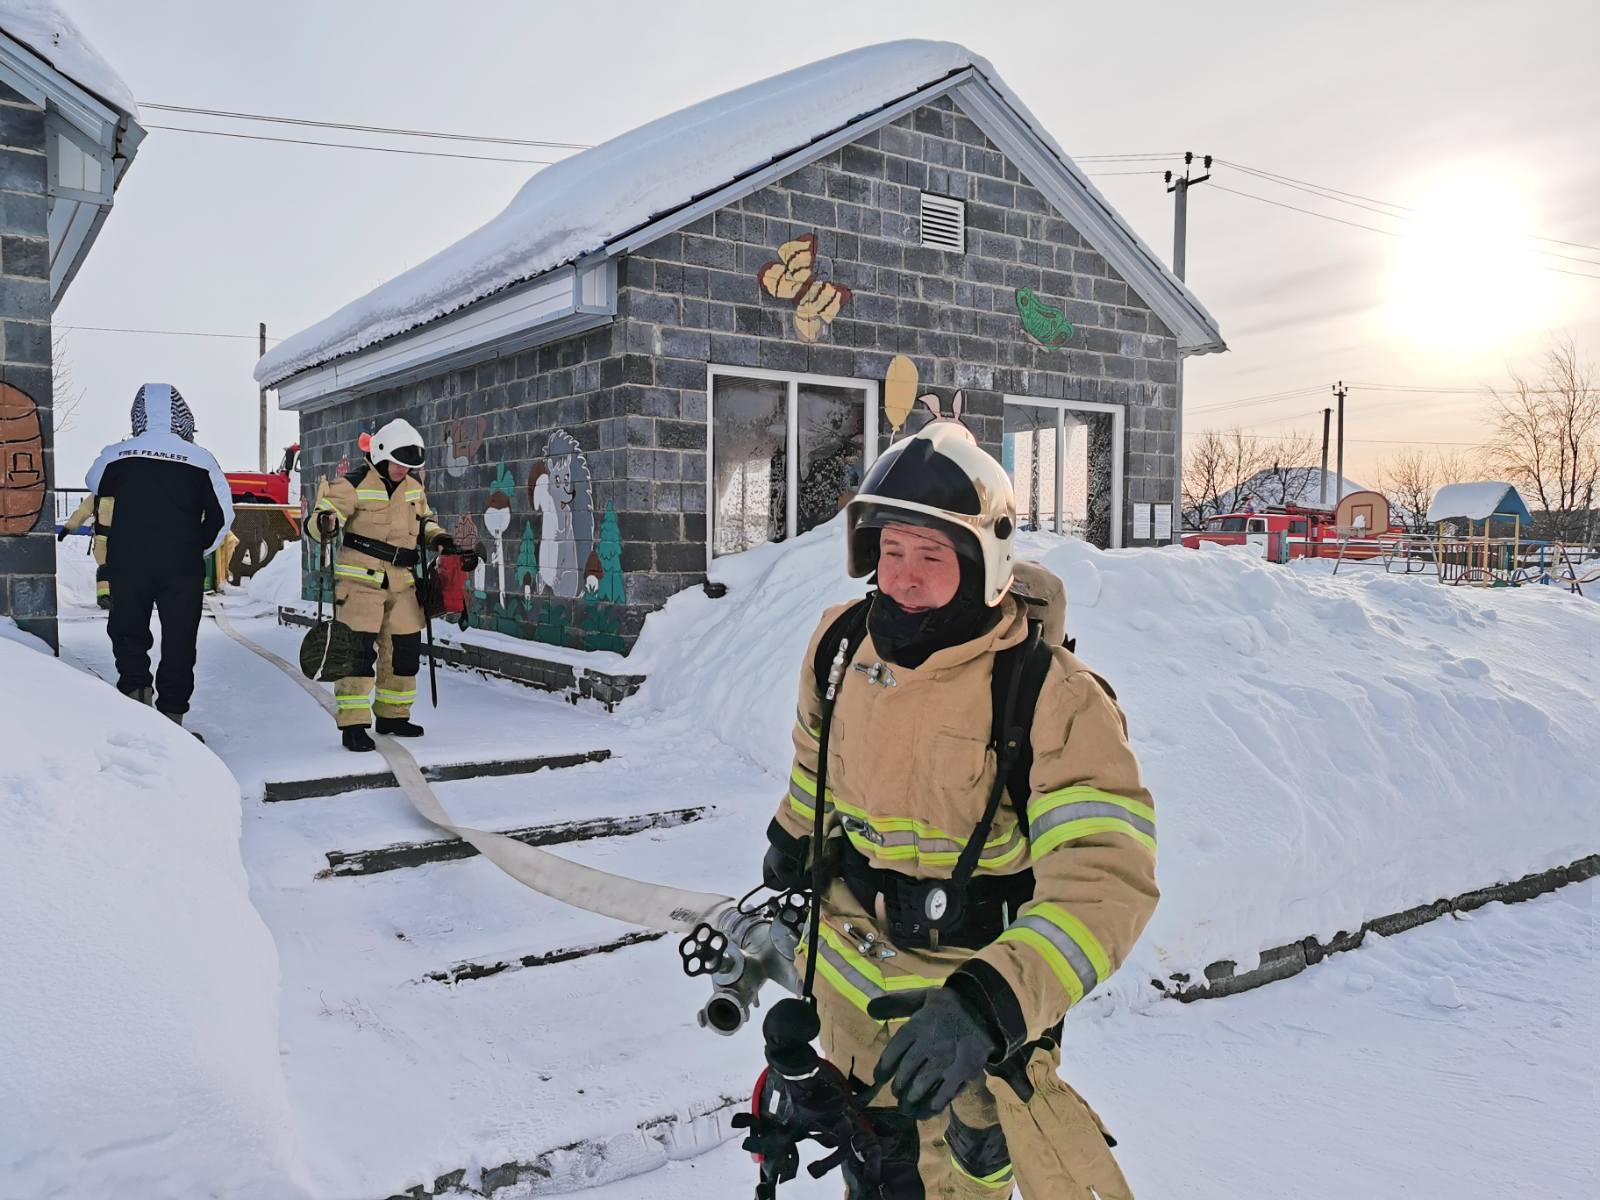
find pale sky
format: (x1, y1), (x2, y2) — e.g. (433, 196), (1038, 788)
(49, 0), (1600, 487)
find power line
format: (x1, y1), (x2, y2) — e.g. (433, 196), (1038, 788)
(1215, 158), (1600, 255)
(1186, 384), (1327, 415)
(139, 101), (592, 150)
(58, 323), (280, 341)
(144, 123), (560, 164)
(1185, 428), (1487, 447)
(1208, 184), (1600, 280)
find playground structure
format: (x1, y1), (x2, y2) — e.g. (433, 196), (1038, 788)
(1419, 481), (1595, 591)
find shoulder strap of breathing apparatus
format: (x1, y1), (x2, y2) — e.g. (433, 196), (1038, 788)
(810, 596), (1056, 835)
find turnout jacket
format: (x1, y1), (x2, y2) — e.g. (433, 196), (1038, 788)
(773, 595), (1158, 1056)
(307, 465), (446, 590)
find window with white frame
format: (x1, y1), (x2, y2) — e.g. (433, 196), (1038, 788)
(1001, 397), (1125, 548)
(708, 367), (879, 559)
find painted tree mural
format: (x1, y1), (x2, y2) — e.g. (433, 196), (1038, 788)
(593, 502), (624, 603)
(514, 519), (539, 603)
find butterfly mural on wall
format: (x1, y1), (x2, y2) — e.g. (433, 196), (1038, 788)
(758, 233), (851, 343)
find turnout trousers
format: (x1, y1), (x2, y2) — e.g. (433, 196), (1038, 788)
(331, 567), (424, 729)
(105, 572), (205, 715)
(802, 883), (1135, 1200)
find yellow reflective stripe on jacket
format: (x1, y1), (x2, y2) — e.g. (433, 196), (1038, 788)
(950, 1156), (1014, 1191)
(996, 901), (1111, 1006)
(808, 923), (940, 1014)
(787, 764), (834, 821)
(832, 794), (1027, 872)
(794, 710), (820, 742)
(334, 563), (386, 586)
(1028, 786), (1156, 858)
(355, 488), (389, 501)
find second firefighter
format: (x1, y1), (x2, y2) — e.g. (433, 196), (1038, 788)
(307, 418), (469, 752)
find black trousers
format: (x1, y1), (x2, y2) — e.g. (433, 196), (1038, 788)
(105, 573), (204, 714)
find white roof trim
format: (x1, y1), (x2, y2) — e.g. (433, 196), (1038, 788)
(0, 30), (144, 306)
(276, 260), (616, 413)
(0, 29), (119, 145)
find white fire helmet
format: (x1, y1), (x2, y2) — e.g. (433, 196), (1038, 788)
(369, 418), (427, 469)
(844, 421), (1017, 607)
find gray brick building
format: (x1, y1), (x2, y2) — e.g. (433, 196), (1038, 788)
(0, 19), (143, 650)
(261, 42), (1224, 654)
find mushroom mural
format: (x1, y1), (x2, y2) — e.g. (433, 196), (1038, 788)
(483, 460), (514, 605)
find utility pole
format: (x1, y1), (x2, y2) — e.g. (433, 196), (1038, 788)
(258, 321), (268, 472)
(1166, 153), (1211, 541)
(1319, 407), (1332, 505)
(1333, 381), (1347, 505)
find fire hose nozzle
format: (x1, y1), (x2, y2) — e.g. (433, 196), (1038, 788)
(685, 904), (802, 1036)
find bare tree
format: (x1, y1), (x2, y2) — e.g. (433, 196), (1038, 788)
(1486, 336), (1600, 542)
(1182, 429), (1315, 528)
(52, 333), (85, 434)
(1377, 448), (1481, 530)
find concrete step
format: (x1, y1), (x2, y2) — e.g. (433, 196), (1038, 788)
(420, 929), (668, 985)
(263, 747), (612, 803)
(317, 805), (711, 878)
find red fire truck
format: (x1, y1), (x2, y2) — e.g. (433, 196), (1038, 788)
(225, 443), (300, 506)
(1182, 492), (1399, 560)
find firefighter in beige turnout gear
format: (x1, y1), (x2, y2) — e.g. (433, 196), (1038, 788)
(307, 419), (463, 753)
(763, 422), (1158, 1198)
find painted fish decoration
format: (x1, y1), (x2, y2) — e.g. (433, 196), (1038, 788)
(1015, 288), (1074, 348)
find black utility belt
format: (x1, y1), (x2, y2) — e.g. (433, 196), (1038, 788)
(838, 841), (1035, 951)
(342, 532), (419, 567)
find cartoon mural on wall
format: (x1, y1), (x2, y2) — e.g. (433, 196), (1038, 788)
(0, 383), (46, 535)
(483, 460), (514, 605)
(592, 502), (624, 604)
(454, 513), (486, 595)
(514, 519), (538, 602)
(884, 355), (919, 439)
(528, 429), (600, 599)
(444, 416), (487, 477)
(1015, 288), (1074, 347)
(882, 358), (973, 442)
(758, 233), (851, 343)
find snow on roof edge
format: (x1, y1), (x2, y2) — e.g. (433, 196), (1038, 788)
(1426, 482), (1530, 523)
(0, 0), (138, 118)
(258, 40), (1222, 390)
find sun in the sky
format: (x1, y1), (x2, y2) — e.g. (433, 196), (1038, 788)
(1386, 174), (1556, 355)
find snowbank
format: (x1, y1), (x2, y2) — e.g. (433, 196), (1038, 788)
(0, 0), (138, 116)
(633, 523), (1599, 1002)
(0, 631), (308, 1197)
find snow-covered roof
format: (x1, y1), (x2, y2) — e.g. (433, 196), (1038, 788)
(258, 39), (1225, 389)
(1212, 467), (1365, 514)
(0, 0), (136, 117)
(1426, 482), (1532, 524)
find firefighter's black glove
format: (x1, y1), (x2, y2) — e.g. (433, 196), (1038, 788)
(316, 511), (339, 538)
(868, 987), (997, 1120)
(432, 534), (457, 553)
(762, 827), (811, 892)
(56, 527), (70, 542)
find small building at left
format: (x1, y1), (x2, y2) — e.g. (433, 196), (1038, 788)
(0, 2), (144, 651)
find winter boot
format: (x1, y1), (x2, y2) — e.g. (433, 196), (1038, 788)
(124, 685), (154, 706)
(376, 717), (425, 738)
(342, 726), (376, 753)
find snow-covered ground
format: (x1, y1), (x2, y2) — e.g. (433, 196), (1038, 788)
(0, 621), (307, 1199)
(585, 879), (1599, 1199)
(30, 532), (1599, 1198)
